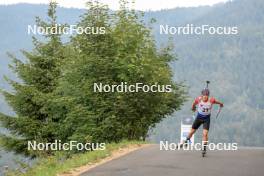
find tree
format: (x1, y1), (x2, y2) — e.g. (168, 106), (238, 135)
(56, 0), (186, 143)
(0, 2), (65, 156)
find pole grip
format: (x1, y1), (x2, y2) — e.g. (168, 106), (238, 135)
(206, 80), (210, 88)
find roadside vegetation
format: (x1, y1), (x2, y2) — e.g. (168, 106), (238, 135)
(6, 140), (147, 176)
(0, 0), (184, 174)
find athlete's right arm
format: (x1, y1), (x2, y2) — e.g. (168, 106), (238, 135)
(191, 97), (199, 112)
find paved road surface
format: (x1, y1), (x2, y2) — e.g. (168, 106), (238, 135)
(81, 144), (264, 176)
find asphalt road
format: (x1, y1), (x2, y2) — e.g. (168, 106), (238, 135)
(81, 144), (264, 176)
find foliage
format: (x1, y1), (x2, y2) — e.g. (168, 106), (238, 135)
(53, 0), (185, 143)
(0, 0), (185, 156)
(0, 2), (66, 157)
(5, 140), (146, 176)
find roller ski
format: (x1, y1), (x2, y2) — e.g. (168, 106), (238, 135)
(202, 146), (207, 157)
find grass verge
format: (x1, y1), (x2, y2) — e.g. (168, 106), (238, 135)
(6, 140), (147, 176)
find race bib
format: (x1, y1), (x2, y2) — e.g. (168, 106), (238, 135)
(197, 101), (212, 115)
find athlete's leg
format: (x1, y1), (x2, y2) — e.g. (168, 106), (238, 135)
(202, 129), (209, 142)
(186, 118), (202, 141)
(202, 129), (209, 151)
(187, 128), (196, 139)
(202, 118), (210, 151)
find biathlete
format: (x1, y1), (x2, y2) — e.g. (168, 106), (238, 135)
(184, 81), (224, 155)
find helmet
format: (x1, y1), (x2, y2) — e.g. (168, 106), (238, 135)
(201, 88), (210, 96)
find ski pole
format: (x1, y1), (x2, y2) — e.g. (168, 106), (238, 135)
(215, 107), (222, 119)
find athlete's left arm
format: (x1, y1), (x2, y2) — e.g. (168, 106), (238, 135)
(211, 98), (224, 107)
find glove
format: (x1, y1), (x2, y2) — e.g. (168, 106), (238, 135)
(220, 103), (224, 108)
